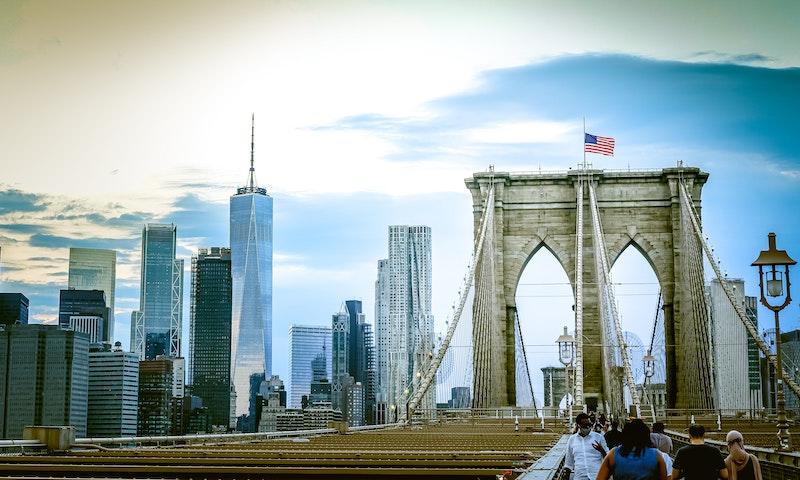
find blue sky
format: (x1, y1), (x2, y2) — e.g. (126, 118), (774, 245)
(1, 1), (799, 406)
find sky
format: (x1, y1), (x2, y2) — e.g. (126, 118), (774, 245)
(1, 0), (799, 407)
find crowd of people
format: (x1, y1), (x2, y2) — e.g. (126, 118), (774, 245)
(561, 413), (763, 480)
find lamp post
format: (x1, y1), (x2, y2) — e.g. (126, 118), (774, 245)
(752, 232), (796, 451)
(556, 326), (575, 418)
(643, 352), (656, 422)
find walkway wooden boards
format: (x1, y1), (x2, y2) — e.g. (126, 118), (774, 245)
(0, 424), (562, 480)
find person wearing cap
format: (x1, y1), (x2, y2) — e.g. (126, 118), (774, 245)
(724, 431), (762, 480)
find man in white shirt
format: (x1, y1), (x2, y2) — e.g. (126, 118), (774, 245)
(562, 412), (608, 480)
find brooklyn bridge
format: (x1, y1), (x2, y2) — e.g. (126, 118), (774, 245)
(2, 166), (799, 479)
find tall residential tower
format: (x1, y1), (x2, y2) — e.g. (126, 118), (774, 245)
(377, 226), (434, 419)
(230, 115), (273, 417)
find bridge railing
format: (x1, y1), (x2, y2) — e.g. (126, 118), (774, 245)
(406, 407), (573, 430)
(661, 408), (797, 431)
(516, 434), (569, 480)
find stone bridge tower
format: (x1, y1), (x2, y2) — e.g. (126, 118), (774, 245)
(465, 167), (710, 410)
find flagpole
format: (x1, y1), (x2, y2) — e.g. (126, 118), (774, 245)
(582, 117), (586, 170)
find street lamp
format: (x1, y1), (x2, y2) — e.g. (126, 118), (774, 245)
(643, 352), (656, 422)
(556, 326), (575, 417)
(752, 232), (796, 451)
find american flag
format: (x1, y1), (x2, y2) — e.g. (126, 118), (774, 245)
(584, 133), (615, 156)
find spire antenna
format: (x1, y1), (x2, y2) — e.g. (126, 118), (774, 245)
(248, 113), (256, 191)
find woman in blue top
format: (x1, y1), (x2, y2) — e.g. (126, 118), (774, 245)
(596, 418), (668, 480)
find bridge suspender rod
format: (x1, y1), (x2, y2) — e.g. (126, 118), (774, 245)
(589, 181), (641, 413)
(574, 179), (586, 409)
(678, 181), (800, 399)
(515, 309), (538, 411)
(401, 182), (496, 422)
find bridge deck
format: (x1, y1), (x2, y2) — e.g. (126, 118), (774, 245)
(0, 423), (563, 480)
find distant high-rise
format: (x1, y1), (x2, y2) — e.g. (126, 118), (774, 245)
(88, 343), (139, 437)
(0, 293), (28, 326)
(379, 226), (434, 418)
(230, 116), (273, 416)
(744, 296), (763, 411)
(59, 289), (110, 344)
(68, 248), (116, 340)
(374, 260), (389, 407)
(357, 321), (377, 424)
(288, 325), (331, 409)
(138, 357), (174, 436)
(541, 366), (567, 415)
(189, 247), (232, 428)
(132, 224), (183, 360)
(0, 325), (89, 439)
(331, 308), (350, 413)
(709, 278), (751, 410)
(449, 387), (471, 409)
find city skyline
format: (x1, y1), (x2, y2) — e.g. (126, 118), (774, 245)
(1, 1), (799, 396)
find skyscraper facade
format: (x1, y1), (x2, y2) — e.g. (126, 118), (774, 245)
(230, 118), (273, 416)
(709, 278), (751, 410)
(331, 308), (350, 413)
(288, 325), (331, 409)
(744, 296), (763, 411)
(132, 224), (183, 360)
(0, 325), (89, 439)
(59, 289), (110, 345)
(374, 260), (389, 408)
(357, 321), (377, 424)
(68, 248), (116, 340)
(189, 247), (233, 428)
(88, 344), (139, 437)
(0, 293), (28, 326)
(379, 225), (434, 418)
(138, 357), (174, 436)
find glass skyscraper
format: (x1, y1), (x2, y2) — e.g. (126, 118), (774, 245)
(288, 325), (332, 409)
(189, 247), (232, 428)
(68, 248), (116, 340)
(132, 224), (183, 360)
(230, 117), (273, 416)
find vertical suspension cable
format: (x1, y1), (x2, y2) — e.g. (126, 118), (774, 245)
(515, 309), (538, 412)
(574, 179), (586, 409)
(402, 181), (495, 421)
(588, 181), (641, 414)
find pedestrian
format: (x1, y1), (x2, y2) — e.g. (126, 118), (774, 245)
(596, 418), (667, 480)
(650, 422), (673, 453)
(605, 419), (623, 449)
(724, 431), (762, 480)
(672, 424), (728, 479)
(562, 412), (608, 480)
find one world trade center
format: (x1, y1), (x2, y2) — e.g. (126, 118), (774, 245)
(230, 115), (272, 418)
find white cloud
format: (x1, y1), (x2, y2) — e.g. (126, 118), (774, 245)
(466, 120), (576, 144)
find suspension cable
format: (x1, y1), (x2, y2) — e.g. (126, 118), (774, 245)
(400, 181), (496, 422)
(678, 180), (800, 399)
